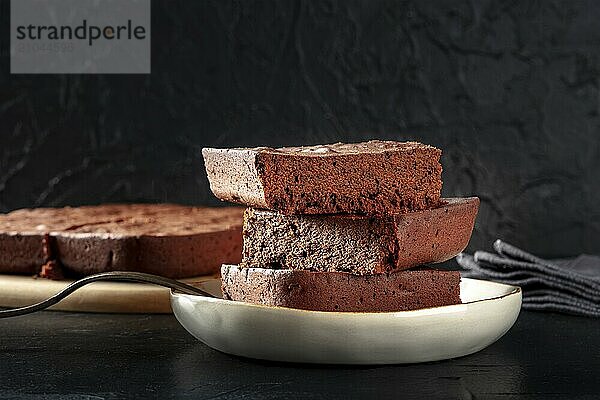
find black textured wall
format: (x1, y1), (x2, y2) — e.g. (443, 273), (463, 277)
(1, 0), (599, 257)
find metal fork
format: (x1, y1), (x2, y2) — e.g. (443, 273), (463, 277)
(0, 271), (217, 318)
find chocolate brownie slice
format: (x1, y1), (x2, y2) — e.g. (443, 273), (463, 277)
(0, 204), (244, 278)
(241, 197), (479, 275)
(202, 140), (442, 215)
(221, 265), (461, 312)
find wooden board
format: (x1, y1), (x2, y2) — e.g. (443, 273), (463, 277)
(0, 274), (218, 314)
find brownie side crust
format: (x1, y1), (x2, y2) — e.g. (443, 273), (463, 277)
(221, 265), (461, 312)
(241, 197), (479, 274)
(203, 140), (442, 215)
(0, 204), (244, 278)
(202, 148), (267, 207)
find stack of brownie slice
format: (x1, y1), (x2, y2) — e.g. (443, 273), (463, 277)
(203, 140), (479, 312)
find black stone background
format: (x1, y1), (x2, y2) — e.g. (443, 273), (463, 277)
(0, 0), (599, 258)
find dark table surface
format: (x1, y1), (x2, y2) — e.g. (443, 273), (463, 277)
(1, 310), (599, 399)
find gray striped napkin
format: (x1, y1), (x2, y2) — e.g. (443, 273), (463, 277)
(456, 240), (600, 317)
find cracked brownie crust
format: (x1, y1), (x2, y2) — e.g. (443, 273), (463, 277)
(241, 197), (479, 274)
(0, 204), (244, 278)
(202, 140), (443, 215)
(221, 264), (461, 312)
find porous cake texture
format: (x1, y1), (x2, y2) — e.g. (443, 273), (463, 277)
(203, 140), (442, 215)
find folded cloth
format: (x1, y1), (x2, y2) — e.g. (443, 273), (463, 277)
(456, 240), (600, 317)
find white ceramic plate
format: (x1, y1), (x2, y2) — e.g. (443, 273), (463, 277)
(171, 278), (521, 364)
